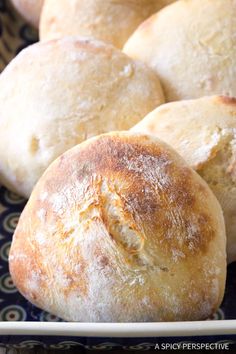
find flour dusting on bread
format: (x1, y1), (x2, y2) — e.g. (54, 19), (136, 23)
(9, 132), (226, 322)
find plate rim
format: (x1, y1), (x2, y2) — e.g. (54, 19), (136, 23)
(0, 320), (236, 337)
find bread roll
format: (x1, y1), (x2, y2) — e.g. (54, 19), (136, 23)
(124, 0), (236, 101)
(132, 95), (236, 264)
(0, 37), (164, 198)
(9, 131), (226, 322)
(40, 0), (176, 48)
(11, 0), (44, 27)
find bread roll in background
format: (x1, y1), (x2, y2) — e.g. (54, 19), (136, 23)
(132, 96), (236, 264)
(0, 37), (164, 198)
(11, 0), (44, 27)
(9, 131), (226, 322)
(40, 0), (176, 48)
(124, 0), (236, 101)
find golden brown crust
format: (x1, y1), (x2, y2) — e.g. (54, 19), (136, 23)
(216, 96), (236, 106)
(33, 134), (215, 257)
(9, 132), (226, 322)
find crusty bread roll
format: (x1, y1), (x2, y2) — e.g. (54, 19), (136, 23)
(0, 37), (164, 198)
(124, 0), (236, 101)
(132, 96), (236, 264)
(11, 0), (44, 28)
(9, 131), (226, 322)
(40, 0), (176, 48)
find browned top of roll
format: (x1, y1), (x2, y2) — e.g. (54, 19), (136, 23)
(9, 132), (226, 322)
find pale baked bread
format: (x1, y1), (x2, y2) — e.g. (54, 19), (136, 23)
(132, 96), (236, 264)
(9, 131), (226, 322)
(0, 37), (164, 198)
(11, 0), (44, 27)
(40, 0), (176, 48)
(124, 0), (236, 101)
